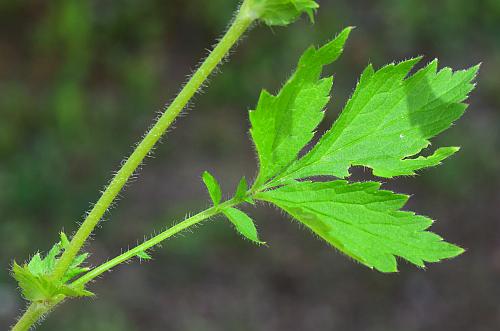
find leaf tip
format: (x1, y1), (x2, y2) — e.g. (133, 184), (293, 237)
(60, 231), (70, 248)
(472, 62), (482, 71)
(342, 26), (356, 36)
(450, 244), (466, 258)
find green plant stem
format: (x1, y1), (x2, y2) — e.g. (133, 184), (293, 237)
(51, 2), (256, 282)
(10, 197), (242, 331)
(11, 304), (46, 331)
(72, 198), (240, 286)
(11, 300), (62, 331)
(11, 3), (256, 330)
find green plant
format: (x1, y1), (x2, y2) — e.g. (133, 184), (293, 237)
(9, 1), (478, 330)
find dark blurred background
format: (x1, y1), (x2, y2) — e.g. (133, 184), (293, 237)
(1, 0), (499, 330)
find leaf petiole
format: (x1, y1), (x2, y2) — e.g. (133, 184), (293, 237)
(71, 197), (243, 287)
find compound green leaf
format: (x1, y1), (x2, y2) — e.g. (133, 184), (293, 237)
(244, 31), (477, 272)
(202, 171), (222, 206)
(250, 27), (352, 186)
(223, 207), (264, 244)
(256, 181), (463, 272)
(279, 59), (479, 182)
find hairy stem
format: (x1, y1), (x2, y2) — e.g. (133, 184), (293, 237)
(12, 3), (257, 331)
(51, 2), (255, 281)
(11, 304), (46, 331)
(11, 299), (63, 331)
(72, 198), (241, 286)
(12, 196), (243, 331)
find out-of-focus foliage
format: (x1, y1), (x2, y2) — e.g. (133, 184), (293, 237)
(1, 0), (498, 330)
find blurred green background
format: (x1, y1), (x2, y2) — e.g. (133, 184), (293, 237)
(1, 0), (499, 330)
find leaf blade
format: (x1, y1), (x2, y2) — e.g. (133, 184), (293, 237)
(234, 176), (248, 199)
(202, 171), (222, 206)
(280, 59), (479, 181)
(250, 27), (352, 186)
(256, 180), (463, 272)
(223, 207), (264, 244)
